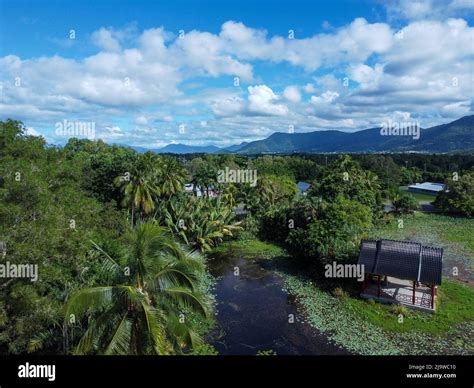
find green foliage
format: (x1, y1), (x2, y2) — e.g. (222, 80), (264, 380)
(369, 213), (474, 262)
(157, 195), (242, 251)
(189, 343), (219, 355)
(286, 195), (373, 264)
(256, 349), (277, 355)
(65, 222), (211, 355)
(210, 239), (286, 260)
(434, 170), (474, 216)
(115, 153), (161, 224)
(400, 167), (423, 185)
(0, 120), (127, 354)
(251, 155), (321, 181)
(190, 157), (219, 197)
(392, 194), (420, 214)
(309, 155), (383, 216)
(260, 197), (319, 243)
(64, 138), (136, 204)
(282, 273), (473, 355)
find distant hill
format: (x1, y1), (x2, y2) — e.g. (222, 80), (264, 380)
(116, 115), (474, 154)
(236, 115), (474, 154)
(221, 141), (249, 152)
(155, 143), (222, 154)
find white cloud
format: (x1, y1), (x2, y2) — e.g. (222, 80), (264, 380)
(211, 96), (245, 117)
(385, 0), (474, 20)
(303, 83), (316, 93)
(311, 91), (340, 104)
(172, 29), (253, 81)
(25, 126), (41, 136)
(283, 86), (302, 103)
(247, 85), (288, 116)
(0, 17), (472, 146)
(135, 115), (148, 125)
(92, 28), (121, 52)
(450, 0), (474, 10)
(219, 19), (393, 71)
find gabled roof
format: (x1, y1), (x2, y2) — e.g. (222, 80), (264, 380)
(296, 181), (310, 191)
(358, 239), (443, 285)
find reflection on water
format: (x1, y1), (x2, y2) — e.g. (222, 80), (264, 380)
(206, 254), (349, 355)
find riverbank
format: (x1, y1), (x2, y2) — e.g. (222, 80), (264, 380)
(210, 239), (474, 355)
(205, 241), (348, 355)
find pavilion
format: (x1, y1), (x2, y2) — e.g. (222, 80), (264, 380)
(358, 239), (443, 312)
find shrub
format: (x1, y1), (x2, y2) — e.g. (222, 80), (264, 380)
(393, 194), (420, 214)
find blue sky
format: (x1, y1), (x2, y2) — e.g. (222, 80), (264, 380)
(0, 0), (473, 147)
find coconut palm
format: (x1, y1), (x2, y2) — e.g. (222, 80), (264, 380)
(192, 163), (217, 197)
(64, 222), (210, 355)
(116, 153), (161, 225)
(157, 157), (188, 199)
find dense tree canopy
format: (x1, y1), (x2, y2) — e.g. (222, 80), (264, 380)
(434, 170), (474, 217)
(1, 119), (472, 355)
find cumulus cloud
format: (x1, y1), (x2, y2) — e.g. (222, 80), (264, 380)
(385, 0), (474, 20)
(219, 19), (393, 71)
(211, 96), (245, 117)
(92, 28), (121, 52)
(0, 17), (472, 146)
(311, 91), (340, 104)
(247, 85), (288, 116)
(283, 86), (302, 103)
(303, 83), (316, 93)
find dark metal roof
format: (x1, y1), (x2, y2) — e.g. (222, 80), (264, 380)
(358, 239), (443, 285)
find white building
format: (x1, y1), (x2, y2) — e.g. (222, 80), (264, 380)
(407, 182), (446, 196)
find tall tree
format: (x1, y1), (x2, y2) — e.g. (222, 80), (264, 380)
(434, 170), (474, 216)
(65, 222), (210, 355)
(157, 157), (187, 199)
(117, 153), (160, 225)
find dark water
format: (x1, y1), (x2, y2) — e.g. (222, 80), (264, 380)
(206, 254), (349, 355)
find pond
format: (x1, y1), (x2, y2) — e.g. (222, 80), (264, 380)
(206, 253), (349, 355)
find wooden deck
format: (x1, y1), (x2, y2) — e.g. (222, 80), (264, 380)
(361, 277), (436, 313)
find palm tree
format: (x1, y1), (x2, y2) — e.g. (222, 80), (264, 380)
(117, 153), (161, 225)
(192, 163), (217, 197)
(221, 184), (237, 208)
(64, 222), (210, 355)
(157, 157), (187, 199)
(388, 187), (402, 212)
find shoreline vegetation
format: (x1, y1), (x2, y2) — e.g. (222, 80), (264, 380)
(212, 238), (474, 355)
(1, 119), (473, 355)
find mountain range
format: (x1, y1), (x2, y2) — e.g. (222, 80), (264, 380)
(123, 115), (474, 154)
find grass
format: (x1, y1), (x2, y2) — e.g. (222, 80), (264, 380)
(282, 272), (474, 355)
(399, 186), (436, 202)
(210, 239), (286, 259)
(213, 236), (474, 354)
(370, 213), (474, 264)
(341, 279), (474, 335)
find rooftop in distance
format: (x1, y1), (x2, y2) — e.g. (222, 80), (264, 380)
(408, 182), (446, 195)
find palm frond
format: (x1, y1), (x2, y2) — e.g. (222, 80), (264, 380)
(104, 314), (133, 355)
(163, 287), (209, 318)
